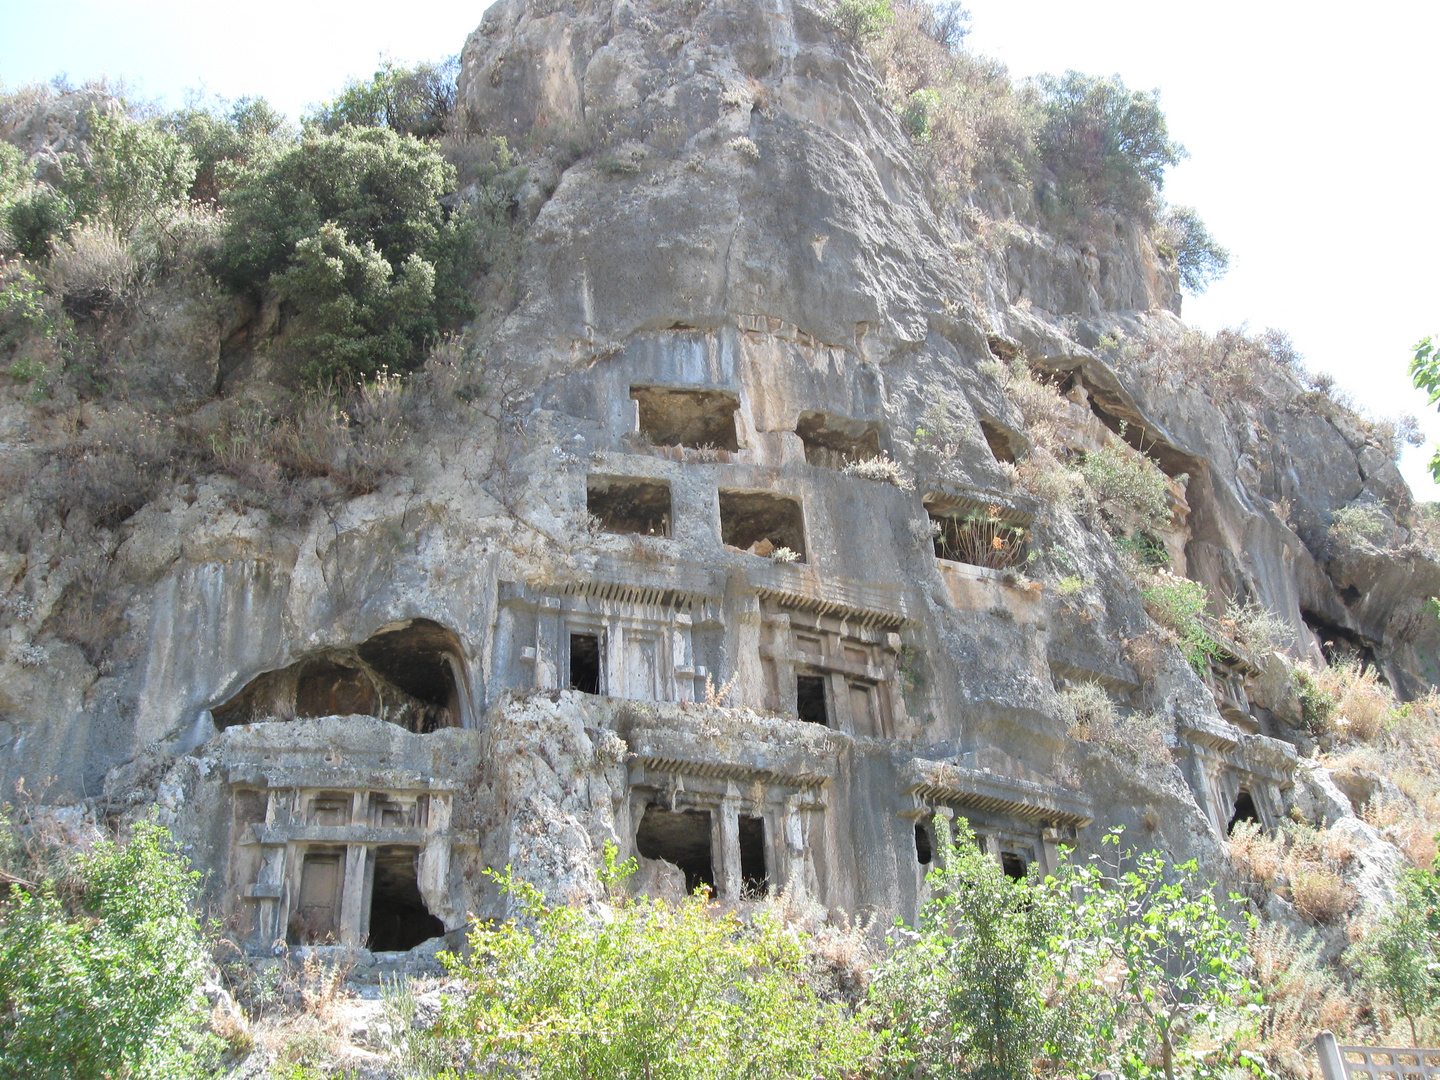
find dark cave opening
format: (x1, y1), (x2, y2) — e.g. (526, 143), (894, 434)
(914, 820), (933, 865)
(635, 806), (715, 894)
(795, 410), (883, 469)
(1227, 789), (1261, 834)
(979, 420), (1017, 465)
(1000, 852), (1028, 881)
(368, 845), (445, 952)
(1301, 609), (1381, 674)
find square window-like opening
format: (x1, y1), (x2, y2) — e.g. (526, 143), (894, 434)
(635, 806), (715, 894)
(796, 410), (883, 468)
(739, 814), (768, 897)
(719, 490), (805, 560)
(1000, 852), (1028, 880)
(631, 386), (740, 451)
(368, 845), (445, 952)
(796, 674), (829, 725)
(926, 503), (1029, 570)
(587, 475), (672, 536)
(570, 633), (601, 694)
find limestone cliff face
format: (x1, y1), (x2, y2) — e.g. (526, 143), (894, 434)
(1, 0), (1435, 952)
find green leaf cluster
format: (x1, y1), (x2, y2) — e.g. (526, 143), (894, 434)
(1080, 433), (1173, 532)
(831, 0), (895, 45)
(1140, 574), (1220, 675)
(0, 819), (215, 1080)
(1032, 71), (1185, 220)
(1410, 336), (1440, 483)
(1348, 855), (1440, 1046)
(216, 125), (491, 385)
(432, 845), (874, 1079)
(873, 824), (1260, 1080)
(309, 57), (459, 140)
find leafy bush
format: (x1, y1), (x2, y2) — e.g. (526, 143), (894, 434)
(831, 0), (895, 44)
(1330, 503), (1390, 548)
(871, 815), (1055, 1080)
(48, 222), (138, 319)
(217, 125), (484, 385)
(0, 817), (215, 1079)
(1222, 598), (1293, 655)
(1348, 858), (1440, 1046)
(1047, 833), (1261, 1080)
(1031, 71), (1183, 219)
(310, 57), (459, 139)
(6, 186), (75, 261)
(1158, 204), (1229, 294)
(61, 109), (197, 239)
(1140, 572), (1219, 674)
(163, 95), (290, 203)
(431, 844), (874, 1079)
(1078, 430), (1172, 531)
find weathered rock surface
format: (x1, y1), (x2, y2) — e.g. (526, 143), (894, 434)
(1, 0), (1435, 948)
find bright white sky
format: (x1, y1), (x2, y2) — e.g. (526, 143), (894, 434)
(3, 0), (1438, 499)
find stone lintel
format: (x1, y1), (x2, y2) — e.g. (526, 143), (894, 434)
(900, 758), (1092, 828)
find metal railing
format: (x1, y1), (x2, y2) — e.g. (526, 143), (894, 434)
(1317, 1031), (1440, 1080)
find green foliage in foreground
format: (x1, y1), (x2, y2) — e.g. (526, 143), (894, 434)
(1411, 336), (1440, 482)
(0, 819), (214, 1080)
(426, 830), (1263, 1080)
(434, 844), (875, 1079)
(1348, 855), (1440, 1047)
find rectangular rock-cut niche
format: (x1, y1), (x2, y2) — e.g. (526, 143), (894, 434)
(719, 489), (806, 560)
(631, 386), (740, 452)
(796, 410), (883, 469)
(739, 814), (768, 898)
(635, 805), (714, 894)
(925, 498), (1029, 571)
(569, 632), (602, 694)
(587, 475), (672, 537)
(796, 673), (829, 725)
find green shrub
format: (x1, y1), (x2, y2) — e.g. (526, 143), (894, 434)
(1140, 572), (1219, 674)
(0, 818), (215, 1080)
(6, 187), (75, 260)
(163, 95), (291, 203)
(276, 222), (437, 385)
(1158, 204), (1229, 294)
(1330, 503), (1389, 547)
(310, 57), (458, 139)
(1348, 857), (1440, 1046)
(1293, 665), (1336, 735)
(61, 109), (197, 239)
(1046, 833), (1261, 1080)
(432, 844), (874, 1079)
(1031, 71), (1183, 219)
(831, 0), (895, 44)
(1078, 429), (1172, 531)
(871, 816), (1056, 1080)
(217, 125), (487, 385)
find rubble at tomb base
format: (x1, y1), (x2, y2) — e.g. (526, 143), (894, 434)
(2, 0), (1438, 966)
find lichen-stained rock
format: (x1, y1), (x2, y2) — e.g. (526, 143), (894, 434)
(2, 0), (1436, 949)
